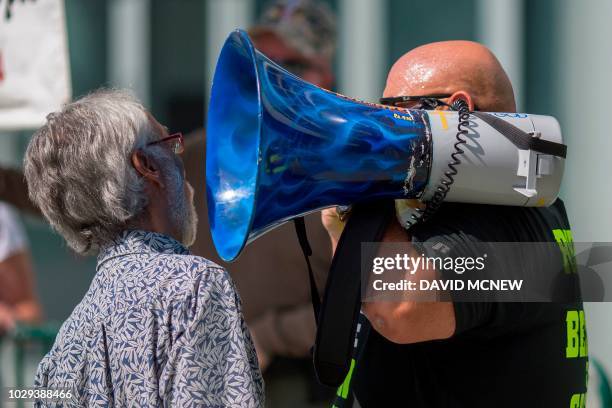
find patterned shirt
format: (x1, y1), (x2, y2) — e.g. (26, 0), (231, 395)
(34, 230), (264, 407)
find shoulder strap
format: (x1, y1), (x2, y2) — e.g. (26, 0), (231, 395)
(472, 111), (567, 158)
(312, 199), (394, 387)
(293, 217), (322, 321)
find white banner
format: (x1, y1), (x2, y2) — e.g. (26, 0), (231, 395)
(0, 0), (71, 131)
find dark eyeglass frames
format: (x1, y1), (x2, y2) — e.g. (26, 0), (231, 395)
(379, 94), (453, 110)
(379, 94), (478, 112)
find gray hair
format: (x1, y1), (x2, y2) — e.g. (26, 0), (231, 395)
(24, 89), (157, 254)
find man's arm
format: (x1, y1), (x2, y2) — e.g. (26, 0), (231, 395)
(0, 203), (42, 332)
(322, 207), (456, 345)
(249, 302), (316, 370)
(361, 220), (456, 344)
(0, 250), (43, 332)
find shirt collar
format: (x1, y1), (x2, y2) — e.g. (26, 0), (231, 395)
(97, 230), (190, 269)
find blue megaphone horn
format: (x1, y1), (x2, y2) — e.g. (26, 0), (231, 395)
(206, 30), (567, 262)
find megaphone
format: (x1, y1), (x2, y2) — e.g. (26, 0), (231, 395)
(206, 30), (567, 262)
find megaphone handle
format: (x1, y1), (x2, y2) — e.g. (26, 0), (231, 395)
(293, 217), (321, 322)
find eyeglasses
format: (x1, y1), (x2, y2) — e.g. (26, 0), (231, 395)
(146, 132), (184, 155)
(379, 94), (453, 110)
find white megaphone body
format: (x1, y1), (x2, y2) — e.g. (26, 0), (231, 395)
(206, 30), (567, 262)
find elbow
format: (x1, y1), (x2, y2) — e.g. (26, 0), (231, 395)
(363, 301), (417, 344)
(363, 301), (455, 344)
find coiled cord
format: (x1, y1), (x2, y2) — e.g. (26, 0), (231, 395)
(402, 99), (470, 227)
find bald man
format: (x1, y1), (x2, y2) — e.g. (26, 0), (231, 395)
(324, 41), (588, 407)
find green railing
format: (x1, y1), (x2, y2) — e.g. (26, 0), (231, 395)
(0, 322), (59, 408)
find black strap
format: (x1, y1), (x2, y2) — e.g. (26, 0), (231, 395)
(472, 111), (567, 158)
(312, 200), (394, 387)
(293, 217), (321, 322)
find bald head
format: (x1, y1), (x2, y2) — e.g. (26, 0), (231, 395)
(384, 41), (516, 112)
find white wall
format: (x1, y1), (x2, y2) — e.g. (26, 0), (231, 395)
(557, 0), (612, 375)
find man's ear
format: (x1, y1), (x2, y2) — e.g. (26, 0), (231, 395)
(448, 91), (475, 111)
(131, 149), (164, 188)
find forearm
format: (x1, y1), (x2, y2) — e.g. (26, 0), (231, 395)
(249, 303), (316, 359)
(363, 300), (455, 344)
(362, 220), (455, 344)
(0, 252), (43, 320)
(12, 299), (42, 324)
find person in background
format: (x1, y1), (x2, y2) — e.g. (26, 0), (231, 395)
(25, 89), (263, 407)
(0, 201), (41, 332)
(248, 0), (335, 90)
(186, 0), (335, 386)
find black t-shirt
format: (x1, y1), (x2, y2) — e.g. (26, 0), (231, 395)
(338, 199), (588, 408)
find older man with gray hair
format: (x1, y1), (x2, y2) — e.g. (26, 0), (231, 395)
(24, 89), (263, 407)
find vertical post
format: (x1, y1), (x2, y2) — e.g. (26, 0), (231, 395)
(107, 0), (151, 106)
(477, 0), (524, 110)
(338, 0), (388, 102)
(205, 0), (254, 109)
(14, 340), (24, 408)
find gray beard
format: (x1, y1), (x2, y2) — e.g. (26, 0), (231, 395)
(181, 182), (198, 247)
(166, 167), (198, 247)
